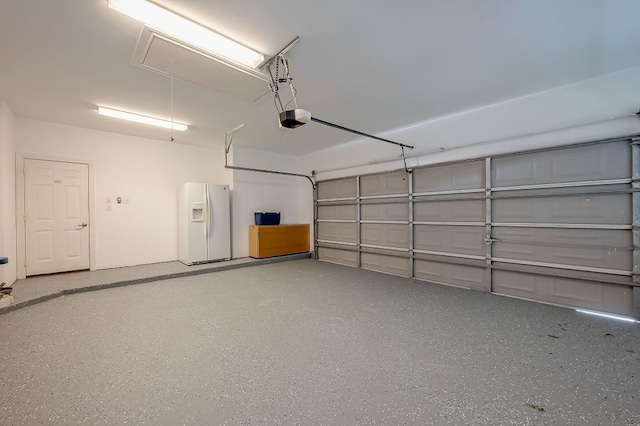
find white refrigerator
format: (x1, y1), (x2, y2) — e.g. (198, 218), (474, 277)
(178, 183), (231, 265)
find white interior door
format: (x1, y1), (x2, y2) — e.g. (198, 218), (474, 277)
(24, 159), (90, 276)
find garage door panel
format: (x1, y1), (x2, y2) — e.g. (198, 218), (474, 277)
(493, 228), (632, 271)
(318, 247), (357, 267)
(414, 259), (486, 289)
(317, 204), (357, 220)
(494, 184), (629, 198)
(414, 225), (484, 256)
(361, 203), (409, 221)
(317, 178), (357, 199)
(494, 262), (633, 286)
(361, 253), (409, 277)
(413, 160), (485, 193)
(493, 193), (631, 224)
(317, 222), (358, 244)
(492, 270), (634, 316)
(414, 199), (485, 222)
(361, 224), (409, 248)
(315, 138), (635, 318)
(492, 141), (631, 187)
(360, 172), (408, 196)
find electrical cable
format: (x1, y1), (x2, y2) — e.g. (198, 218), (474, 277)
(284, 58), (300, 110)
(284, 86), (298, 110)
(270, 54), (300, 112)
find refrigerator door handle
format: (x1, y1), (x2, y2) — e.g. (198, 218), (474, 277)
(205, 185), (210, 260)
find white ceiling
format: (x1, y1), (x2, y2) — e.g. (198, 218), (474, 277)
(1, 0), (639, 156)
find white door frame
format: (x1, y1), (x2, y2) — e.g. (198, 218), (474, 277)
(16, 153), (96, 279)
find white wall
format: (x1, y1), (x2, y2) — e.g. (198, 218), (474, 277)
(301, 66), (640, 180)
(230, 146), (309, 257)
(16, 119), (232, 270)
(0, 100), (16, 285)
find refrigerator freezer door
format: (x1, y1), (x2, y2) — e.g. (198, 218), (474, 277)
(186, 183), (208, 264)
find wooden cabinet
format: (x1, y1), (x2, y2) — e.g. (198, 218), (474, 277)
(249, 224), (310, 259)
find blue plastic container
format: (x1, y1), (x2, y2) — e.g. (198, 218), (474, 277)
(254, 212), (281, 225)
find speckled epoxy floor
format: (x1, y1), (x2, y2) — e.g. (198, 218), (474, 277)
(6, 253), (310, 311)
(0, 259), (638, 425)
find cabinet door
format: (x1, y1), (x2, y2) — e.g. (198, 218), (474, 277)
(286, 226), (310, 254)
(257, 226), (289, 257)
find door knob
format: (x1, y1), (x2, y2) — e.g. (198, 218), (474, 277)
(78, 223), (88, 228)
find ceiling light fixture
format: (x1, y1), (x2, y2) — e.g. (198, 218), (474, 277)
(107, 0), (264, 69)
(98, 106), (188, 131)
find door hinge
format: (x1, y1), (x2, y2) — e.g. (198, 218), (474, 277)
(23, 167), (26, 175)
(23, 214), (27, 222)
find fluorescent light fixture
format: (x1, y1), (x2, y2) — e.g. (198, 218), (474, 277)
(98, 106), (188, 131)
(576, 309), (639, 324)
(108, 0), (264, 69)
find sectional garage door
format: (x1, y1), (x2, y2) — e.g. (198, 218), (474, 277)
(316, 136), (640, 318)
